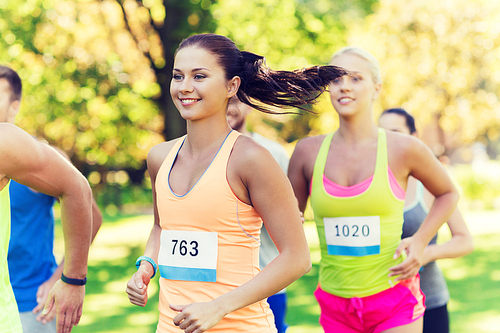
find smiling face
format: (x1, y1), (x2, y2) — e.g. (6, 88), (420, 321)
(329, 53), (381, 118)
(170, 46), (239, 122)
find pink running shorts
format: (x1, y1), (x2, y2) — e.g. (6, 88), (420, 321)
(314, 275), (425, 333)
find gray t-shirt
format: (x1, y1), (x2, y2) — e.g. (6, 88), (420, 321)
(403, 181), (450, 309)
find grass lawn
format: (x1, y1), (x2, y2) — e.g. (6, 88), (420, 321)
(60, 213), (500, 333)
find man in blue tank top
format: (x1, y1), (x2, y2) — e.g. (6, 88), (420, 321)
(0, 65), (102, 333)
(8, 180), (102, 333)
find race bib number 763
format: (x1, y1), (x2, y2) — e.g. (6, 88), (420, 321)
(158, 230), (218, 282)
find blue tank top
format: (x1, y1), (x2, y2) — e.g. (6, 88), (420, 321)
(7, 180), (57, 312)
(403, 180), (449, 309)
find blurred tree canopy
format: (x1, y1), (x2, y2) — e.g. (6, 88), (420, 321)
(347, 0), (500, 157)
(0, 0), (377, 177)
(12, 0), (500, 207)
(1, 0), (166, 171)
(6, 0), (497, 173)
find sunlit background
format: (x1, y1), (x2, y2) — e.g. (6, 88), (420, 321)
(2, 0), (500, 332)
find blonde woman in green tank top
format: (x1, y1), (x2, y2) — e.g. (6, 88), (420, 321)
(288, 47), (460, 333)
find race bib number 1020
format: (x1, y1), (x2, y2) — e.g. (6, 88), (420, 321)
(324, 216), (381, 256)
(158, 230), (218, 282)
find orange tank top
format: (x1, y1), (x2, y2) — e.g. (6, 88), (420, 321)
(155, 130), (276, 333)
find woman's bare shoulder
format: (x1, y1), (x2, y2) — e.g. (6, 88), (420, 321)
(296, 134), (326, 148)
(147, 138), (183, 173)
(290, 134), (327, 163)
(385, 130), (425, 158)
(231, 135), (272, 165)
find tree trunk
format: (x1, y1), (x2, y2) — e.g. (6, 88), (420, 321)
(153, 0), (188, 140)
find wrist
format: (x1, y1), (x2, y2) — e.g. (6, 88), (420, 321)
(61, 273), (87, 286)
(423, 244), (436, 263)
(211, 296), (231, 317)
(139, 261), (155, 277)
(409, 235), (427, 251)
(135, 256), (157, 279)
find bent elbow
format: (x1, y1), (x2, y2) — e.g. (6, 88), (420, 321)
(304, 259), (312, 275)
(299, 253), (312, 276)
(456, 233), (474, 256)
(68, 172), (92, 199)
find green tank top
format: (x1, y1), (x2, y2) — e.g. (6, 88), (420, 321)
(311, 128), (406, 298)
(0, 180), (23, 332)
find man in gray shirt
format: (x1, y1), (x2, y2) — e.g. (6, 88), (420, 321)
(227, 96), (289, 333)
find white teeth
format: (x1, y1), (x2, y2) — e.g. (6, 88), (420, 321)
(181, 99), (198, 103)
(339, 97), (352, 102)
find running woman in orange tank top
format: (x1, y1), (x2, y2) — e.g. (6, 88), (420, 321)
(125, 34), (347, 332)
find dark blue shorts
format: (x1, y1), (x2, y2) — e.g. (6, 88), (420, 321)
(268, 293), (288, 333)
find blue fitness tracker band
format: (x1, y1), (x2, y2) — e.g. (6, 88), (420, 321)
(135, 256), (157, 279)
(61, 273), (87, 286)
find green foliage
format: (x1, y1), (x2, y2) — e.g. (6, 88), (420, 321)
(1, 0), (379, 175)
(453, 162), (500, 210)
(348, 0), (500, 147)
(93, 184), (153, 217)
(1, 0), (164, 169)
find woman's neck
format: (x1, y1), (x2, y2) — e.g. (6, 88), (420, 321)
(185, 117), (232, 157)
(337, 113), (379, 145)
